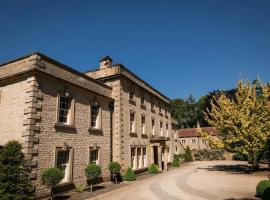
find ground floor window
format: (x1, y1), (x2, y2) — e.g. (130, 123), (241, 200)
(55, 148), (73, 183)
(89, 147), (100, 165)
(130, 146), (147, 170)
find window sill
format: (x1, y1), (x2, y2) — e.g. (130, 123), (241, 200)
(129, 100), (136, 105)
(88, 127), (103, 135)
(141, 133), (148, 138)
(140, 104), (146, 110)
(54, 123), (76, 130)
(130, 132), (137, 137)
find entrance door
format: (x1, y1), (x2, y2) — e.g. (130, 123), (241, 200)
(153, 146), (159, 166)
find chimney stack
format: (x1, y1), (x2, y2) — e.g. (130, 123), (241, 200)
(99, 56), (113, 69)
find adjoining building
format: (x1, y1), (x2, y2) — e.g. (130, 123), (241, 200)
(0, 52), (180, 198)
(178, 127), (219, 150)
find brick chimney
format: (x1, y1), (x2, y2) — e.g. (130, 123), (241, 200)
(99, 56), (113, 69)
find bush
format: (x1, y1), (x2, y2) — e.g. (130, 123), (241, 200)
(123, 167), (136, 181)
(42, 167), (64, 199)
(85, 163), (102, 192)
(0, 140), (34, 200)
(262, 187), (270, 200)
(184, 146), (193, 162)
(194, 149), (224, 161)
(75, 184), (86, 193)
(148, 163), (159, 174)
(232, 152), (248, 161)
(172, 154), (180, 167)
(256, 180), (270, 198)
(108, 162), (121, 174)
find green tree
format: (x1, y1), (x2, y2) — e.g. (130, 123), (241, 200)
(184, 146), (193, 162)
(42, 167), (64, 199)
(85, 164), (102, 192)
(0, 140), (34, 200)
(108, 162), (121, 184)
(204, 81), (270, 169)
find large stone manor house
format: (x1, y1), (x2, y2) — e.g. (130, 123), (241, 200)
(0, 52), (180, 197)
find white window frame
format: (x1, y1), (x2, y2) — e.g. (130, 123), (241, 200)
(160, 121), (163, 136)
(141, 115), (145, 135)
(90, 104), (101, 129)
(130, 112), (136, 133)
(57, 95), (75, 126)
(89, 147), (101, 165)
(152, 119), (155, 135)
(131, 147), (136, 170)
(55, 147), (73, 183)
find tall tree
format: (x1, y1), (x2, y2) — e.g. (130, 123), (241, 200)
(0, 141), (34, 200)
(204, 80), (270, 169)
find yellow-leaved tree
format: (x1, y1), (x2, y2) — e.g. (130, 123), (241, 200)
(204, 80), (270, 169)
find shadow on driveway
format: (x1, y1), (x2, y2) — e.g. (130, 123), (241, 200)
(198, 164), (269, 174)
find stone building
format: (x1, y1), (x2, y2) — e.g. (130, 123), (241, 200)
(86, 56), (179, 172)
(0, 53), (180, 197)
(178, 127), (219, 150)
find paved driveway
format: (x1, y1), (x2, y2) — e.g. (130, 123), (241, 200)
(90, 161), (268, 200)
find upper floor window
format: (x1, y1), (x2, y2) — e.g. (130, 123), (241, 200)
(160, 121), (163, 136)
(166, 123), (169, 137)
(181, 139), (185, 144)
(159, 106), (162, 113)
(58, 96), (71, 124)
(129, 92), (135, 101)
(130, 112), (135, 133)
(192, 139), (196, 143)
(151, 102), (155, 110)
(141, 97), (145, 105)
(141, 115), (145, 134)
(91, 104), (101, 129)
(152, 119), (155, 135)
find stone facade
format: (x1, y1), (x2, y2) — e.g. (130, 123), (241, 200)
(0, 53), (181, 197)
(86, 57), (180, 172)
(178, 127), (219, 151)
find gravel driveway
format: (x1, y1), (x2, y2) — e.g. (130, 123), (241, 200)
(89, 161), (268, 200)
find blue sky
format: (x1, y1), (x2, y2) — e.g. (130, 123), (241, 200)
(0, 0), (269, 100)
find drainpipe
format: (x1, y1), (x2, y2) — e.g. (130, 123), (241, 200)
(109, 102), (114, 163)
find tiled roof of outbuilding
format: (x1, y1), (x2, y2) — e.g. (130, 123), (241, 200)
(178, 127), (219, 138)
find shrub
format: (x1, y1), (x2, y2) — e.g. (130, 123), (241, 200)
(256, 180), (270, 198)
(194, 149), (224, 161)
(0, 140), (34, 200)
(148, 163), (159, 174)
(42, 167), (64, 199)
(75, 184), (86, 193)
(172, 154), (180, 167)
(262, 187), (270, 200)
(108, 162), (121, 174)
(123, 167), (136, 181)
(85, 164), (102, 192)
(232, 152), (248, 161)
(184, 146), (193, 162)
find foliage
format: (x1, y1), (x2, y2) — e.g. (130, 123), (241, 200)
(232, 152), (248, 161)
(204, 80), (270, 169)
(123, 167), (136, 181)
(262, 187), (270, 200)
(108, 162), (121, 174)
(193, 149), (224, 161)
(256, 180), (270, 198)
(85, 164), (102, 192)
(42, 167), (64, 188)
(0, 140), (34, 200)
(75, 184), (86, 193)
(85, 164), (102, 180)
(148, 163), (159, 174)
(184, 146), (193, 162)
(171, 154), (180, 167)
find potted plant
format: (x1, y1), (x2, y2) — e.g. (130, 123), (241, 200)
(42, 167), (64, 200)
(108, 162), (121, 184)
(85, 163), (102, 192)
